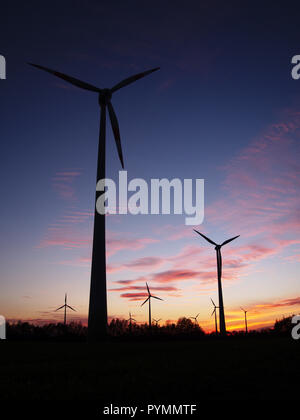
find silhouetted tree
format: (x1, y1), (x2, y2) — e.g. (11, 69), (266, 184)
(177, 317), (195, 331)
(274, 315), (294, 335)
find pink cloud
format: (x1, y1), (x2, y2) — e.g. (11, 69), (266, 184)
(153, 224), (192, 241)
(107, 256), (164, 273)
(37, 236), (91, 250)
(205, 109), (300, 262)
(285, 254), (300, 262)
(57, 210), (93, 224)
(52, 170), (81, 201)
(244, 297), (300, 313)
(110, 285), (179, 293)
(151, 269), (200, 283)
(120, 292), (149, 301)
(106, 233), (158, 257)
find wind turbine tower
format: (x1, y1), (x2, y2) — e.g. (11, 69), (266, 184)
(194, 230), (240, 336)
(55, 293), (76, 325)
(141, 283), (163, 329)
(241, 307), (248, 334)
(29, 63), (159, 339)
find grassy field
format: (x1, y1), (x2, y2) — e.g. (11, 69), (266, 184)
(0, 336), (298, 401)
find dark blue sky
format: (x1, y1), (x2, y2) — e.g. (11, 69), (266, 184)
(1, 1), (299, 220)
(0, 1), (299, 327)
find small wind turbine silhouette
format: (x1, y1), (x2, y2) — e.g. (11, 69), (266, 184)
(241, 307), (248, 334)
(189, 313), (200, 325)
(29, 63), (159, 340)
(194, 230), (240, 336)
(153, 318), (161, 326)
(55, 293), (76, 325)
(126, 312), (136, 331)
(141, 283), (163, 328)
(211, 298), (219, 334)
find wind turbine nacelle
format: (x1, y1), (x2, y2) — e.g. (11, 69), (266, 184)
(98, 89), (112, 106)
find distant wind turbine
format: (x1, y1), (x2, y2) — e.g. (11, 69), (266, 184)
(141, 283), (163, 328)
(241, 307), (248, 334)
(126, 312), (136, 331)
(55, 293), (76, 325)
(194, 230), (240, 336)
(211, 298), (219, 334)
(153, 318), (161, 326)
(29, 63), (159, 340)
(189, 313), (200, 325)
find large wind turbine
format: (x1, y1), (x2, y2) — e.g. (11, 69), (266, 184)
(55, 293), (76, 325)
(29, 63), (159, 339)
(241, 307), (248, 334)
(194, 230), (240, 336)
(210, 298), (219, 334)
(141, 283), (163, 328)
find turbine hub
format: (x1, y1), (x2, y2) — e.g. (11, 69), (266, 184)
(98, 89), (112, 106)
(215, 245), (221, 250)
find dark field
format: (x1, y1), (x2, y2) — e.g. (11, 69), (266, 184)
(0, 336), (298, 401)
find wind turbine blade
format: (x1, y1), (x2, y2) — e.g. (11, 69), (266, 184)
(132, 318), (136, 322)
(107, 101), (124, 168)
(55, 305), (64, 312)
(210, 298), (216, 307)
(141, 297), (150, 306)
(196, 313), (200, 318)
(28, 63), (101, 92)
(211, 309), (216, 317)
(111, 67), (160, 92)
(146, 282), (150, 295)
(193, 230), (217, 246)
(67, 305), (76, 311)
(151, 295), (163, 301)
(221, 235), (240, 247)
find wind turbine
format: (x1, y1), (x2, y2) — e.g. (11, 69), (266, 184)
(141, 283), (163, 328)
(194, 230), (240, 336)
(153, 318), (161, 326)
(189, 313), (200, 325)
(55, 293), (76, 325)
(126, 312), (136, 331)
(29, 63), (159, 340)
(241, 307), (248, 334)
(211, 298), (219, 334)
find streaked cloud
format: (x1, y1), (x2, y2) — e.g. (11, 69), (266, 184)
(52, 169), (81, 201)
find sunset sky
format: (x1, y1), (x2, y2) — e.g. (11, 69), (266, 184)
(0, 1), (299, 332)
